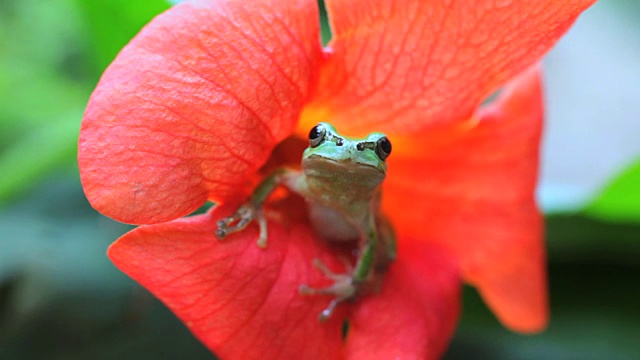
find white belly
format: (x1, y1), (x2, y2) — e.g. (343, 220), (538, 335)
(307, 204), (359, 242)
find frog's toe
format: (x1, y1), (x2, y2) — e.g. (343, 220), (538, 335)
(299, 275), (356, 298)
(299, 281), (356, 321)
(310, 258), (353, 280)
(300, 260), (360, 321)
(299, 279), (357, 321)
(214, 227), (229, 239)
(214, 203), (257, 240)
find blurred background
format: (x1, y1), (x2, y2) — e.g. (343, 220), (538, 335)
(0, 0), (638, 359)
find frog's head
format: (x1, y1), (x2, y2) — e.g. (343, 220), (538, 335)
(301, 123), (391, 190)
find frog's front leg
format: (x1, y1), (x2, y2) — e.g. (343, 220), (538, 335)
(300, 215), (378, 321)
(215, 168), (297, 248)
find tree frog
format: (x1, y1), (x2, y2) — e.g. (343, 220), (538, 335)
(215, 122), (396, 320)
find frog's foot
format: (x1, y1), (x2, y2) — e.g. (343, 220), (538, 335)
(299, 259), (358, 321)
(215, 203), (268, 248)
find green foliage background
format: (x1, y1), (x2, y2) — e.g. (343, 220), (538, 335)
(0, 0), (638, 359)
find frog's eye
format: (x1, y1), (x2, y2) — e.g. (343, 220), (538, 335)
(308, 124), (326, 148)
(375, 136), (392, 161)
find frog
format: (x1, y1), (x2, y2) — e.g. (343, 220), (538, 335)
(215, 122), (396, 321)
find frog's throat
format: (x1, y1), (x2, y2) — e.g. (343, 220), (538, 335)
(302, 157), (385, 205)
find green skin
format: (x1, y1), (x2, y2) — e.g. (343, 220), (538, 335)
(216, 123), (396, 321)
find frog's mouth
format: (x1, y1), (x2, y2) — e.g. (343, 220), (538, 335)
(302, 155), (386, 190)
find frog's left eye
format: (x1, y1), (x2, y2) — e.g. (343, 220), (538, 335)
(309, 124), (326, 148)
(375, 136), (392, 161)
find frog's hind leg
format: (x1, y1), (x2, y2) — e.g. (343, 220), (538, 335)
(301, 216), (379, 321)
(375, 214), (397, 271)
(299, 259), (356, 321)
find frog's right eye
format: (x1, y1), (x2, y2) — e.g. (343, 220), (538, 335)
(308, 124), (326, 148)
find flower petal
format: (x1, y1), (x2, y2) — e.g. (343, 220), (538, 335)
(383, 66), (546, 333)
(108, 203), (348, 359)
(346, 242), (460, 360)
(301, 0), (595, 133)
(79, 0), (321, 224)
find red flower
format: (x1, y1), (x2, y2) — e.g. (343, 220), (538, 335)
(78, 0), (595, 358)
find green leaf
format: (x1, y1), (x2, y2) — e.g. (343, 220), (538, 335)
(0, 0), (92, 133)
(75, 0), (171, 72)
(585, 158), (640, 222)
(0, 111), (82, 204)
